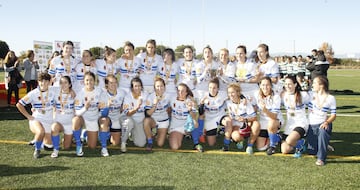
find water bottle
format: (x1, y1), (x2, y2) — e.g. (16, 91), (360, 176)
(184, 114), (195, 132)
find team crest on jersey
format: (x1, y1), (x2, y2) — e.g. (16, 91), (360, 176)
(58, 96), (61, 101)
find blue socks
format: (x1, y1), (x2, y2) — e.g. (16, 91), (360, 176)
(269, 133), (280, 147)
(247, 143), (253, 147)
(35, 141), (43, 150)
(191, 129), (199, 145)
(51, 135), (60, 151)
(147, 138), (153, 145)
(224, 138), (231, 145)
(198, 119), (204, 136)
(73, 129), (82, 147)
(99, 131), (109, 148)
(295, 139), (305, 149)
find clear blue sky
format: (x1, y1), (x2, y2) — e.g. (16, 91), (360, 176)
(1, 0), (359, 57)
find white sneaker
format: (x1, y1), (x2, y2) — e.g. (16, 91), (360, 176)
(51, 150), (59, 158)
(121, 142), (127, 153)
(76, 145), (84, 157)
(101, 148), (109, 157)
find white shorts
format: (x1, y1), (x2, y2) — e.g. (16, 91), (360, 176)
(110, 118), (121, 130)
(156, 119), (170, 129)
(131, 120), (146, 147)
(169, 126), (185, 134)
(29, 119), (52, 134)
(55, 112), (74, 135)
(85, 119), (99, 132)
(204, 115), (222, 131)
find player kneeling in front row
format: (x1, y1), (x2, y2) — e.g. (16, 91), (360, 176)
(280, 76), (309, 158)
(17, 73), (57, 159)
(143, 77), (171, 152)
(198, 78), (228, 147)
(73, 72), (109, 157)
(254, 77), (284, 155)
(221, 83), (260, 154)
(50, 76), (76, 158)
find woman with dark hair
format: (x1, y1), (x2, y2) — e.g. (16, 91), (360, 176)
(117, 41), (142, 93)
(143, 77), (171, 151)
(253, 77), (283, 155)
(50, 76), (76, 158)
(97, 75), (126, 156)
(169, 83), (200, 151)
(256, 44), (282, 94)
(177, 46), (197, 91)
(47, 51), (59, 71)
(198, 78), (227, 147)
(234, 45), (259, 99)
(16, 73), (57, 159)
(280, 76), (310, 158)
(73, 71), (103, 157)
(48, 41), (77, 87)
(159, 48), (179, 96)
(96, 46), (118, 89)
(307, 75), (336, 166)
(4, 51), (22, 106)
(137, 39), (164, 93)
(74, 50), (97, 91)
(121, 77), (148, 152)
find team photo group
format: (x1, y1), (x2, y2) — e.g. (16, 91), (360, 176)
(14, 39), (336, 166)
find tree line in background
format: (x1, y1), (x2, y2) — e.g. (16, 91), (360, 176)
(0, 40), (358, 68)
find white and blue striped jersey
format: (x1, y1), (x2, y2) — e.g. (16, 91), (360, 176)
(74, 87), (102, 121)
(281, 91), (310, 134)
(122, 91), (148, 123)
(19, 86), (57, 123)
(137, 53), (163, 87)
(308, 92), (336, 125)
(96, 59), (118, 89)
(253, 91), (283, 129)
(53, 87), (75, 124)
(177, 59), (198, 90)
(48, 56), (79, 87)
(195, 60), (221, 91)
(157, 62), (180, 95)
(169, 97), (197, 129)
(74, 63), (97, 91)
(117, 57), (142, 90)
(145, 92), (171, 122)
(99, 89), (126, 122)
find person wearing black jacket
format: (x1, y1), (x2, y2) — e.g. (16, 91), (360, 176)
(3, 51), (23, 107)
(306, 50), (329, 82)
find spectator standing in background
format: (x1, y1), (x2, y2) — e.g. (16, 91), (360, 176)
(4, 51), (23, 107)
(23, 50), (39, 93)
